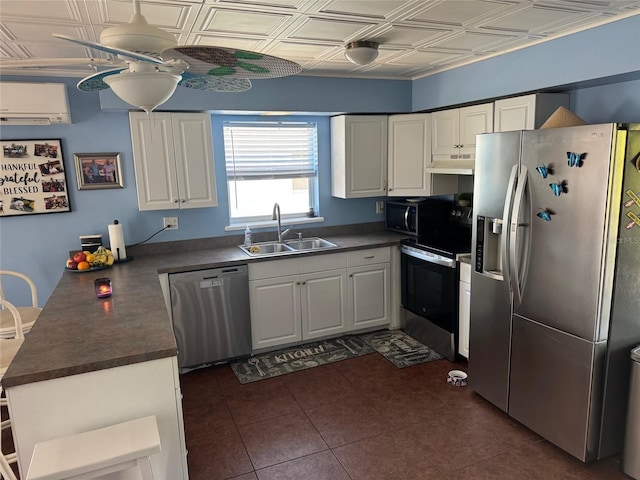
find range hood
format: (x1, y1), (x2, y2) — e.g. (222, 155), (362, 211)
(425, 159), (475, 175)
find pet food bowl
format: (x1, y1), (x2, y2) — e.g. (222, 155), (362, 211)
(447, 369), (468, 387)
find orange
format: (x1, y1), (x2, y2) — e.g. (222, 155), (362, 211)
(77, 261), (90, 271)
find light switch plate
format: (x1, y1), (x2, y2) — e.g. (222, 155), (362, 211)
(376, 201), (385, 214)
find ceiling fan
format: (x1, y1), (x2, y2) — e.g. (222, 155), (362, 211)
(1, 0), (302, 113)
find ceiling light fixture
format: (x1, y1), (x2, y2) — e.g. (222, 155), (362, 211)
(104, 70), (181, 114)
(344, 40), (379, 66)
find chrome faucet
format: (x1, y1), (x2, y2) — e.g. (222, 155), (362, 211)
(272, 202), (292, 243)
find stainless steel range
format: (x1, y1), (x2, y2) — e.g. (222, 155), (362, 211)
(399, 200), (472, 361)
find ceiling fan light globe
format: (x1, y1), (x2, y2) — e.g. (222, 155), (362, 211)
(104, 71), (180, 113)
(345, 41), (379, 66)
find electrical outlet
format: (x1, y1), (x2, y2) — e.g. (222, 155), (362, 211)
(376, 201), (385, 214)
(163, 217), (179, 230)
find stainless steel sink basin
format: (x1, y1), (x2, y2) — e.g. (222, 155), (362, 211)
(239, 241), (294, 256)
(285, 237), (337, 251)
(239, 237), (337, 257)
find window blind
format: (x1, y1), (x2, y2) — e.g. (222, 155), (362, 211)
(224, 122), (318, 180)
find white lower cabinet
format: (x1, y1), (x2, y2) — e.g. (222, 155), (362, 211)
(250, 274), (302, 350)
(347, 247), (391, 330)
(458, 261), (471, 359)
(348, 264), (390, 329)
(301, 269), (348, 340)
(249, 248), (391, 351)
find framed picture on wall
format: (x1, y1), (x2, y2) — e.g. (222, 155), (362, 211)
(1, 139), (71, 217)
(74, 152), (124, 190)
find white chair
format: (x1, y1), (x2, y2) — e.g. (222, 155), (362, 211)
(0, 271), (41, 339)
(26, 415), (161, 480)
(0, 299), (24, 476)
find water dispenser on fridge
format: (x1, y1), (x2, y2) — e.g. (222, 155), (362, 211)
(475, 216), (504, 279)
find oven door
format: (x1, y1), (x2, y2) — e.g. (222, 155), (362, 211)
(401, 247), (458, 359)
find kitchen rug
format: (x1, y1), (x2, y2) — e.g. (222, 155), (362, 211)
(359, 329), (443, 368)
(230, 335), (375, 384)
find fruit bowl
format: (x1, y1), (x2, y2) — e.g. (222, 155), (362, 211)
(65, 247), (115, 272)
(65, 265), (111, 273)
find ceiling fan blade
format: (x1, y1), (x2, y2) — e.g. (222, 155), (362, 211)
(179, 73), (251, 92)
(77, 68), (127, 92)
(0, 58), (122, 68)
(53, 34), (163, 64)
(162, 46), (302, 79)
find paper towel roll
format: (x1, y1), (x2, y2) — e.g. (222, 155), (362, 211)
(108, 221), (127, 261)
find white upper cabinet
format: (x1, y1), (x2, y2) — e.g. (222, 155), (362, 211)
(331, 115), (388, 198)
(430, 103), (493, 174)
(388, 113), (431, 197)
(494, 93), (570, 132)
(129, 112), (217, 211)
(388, 113), (458, 196)
(432, 103), (494, 156)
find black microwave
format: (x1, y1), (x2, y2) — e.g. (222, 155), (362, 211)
(385, 199), (452, 235)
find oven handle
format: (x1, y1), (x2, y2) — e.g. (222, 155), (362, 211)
(400, 246), (456, 268)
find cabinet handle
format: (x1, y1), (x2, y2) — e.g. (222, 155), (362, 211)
(302, 281), (306, 285)
(180, 199), (186, 203)
(296, 282), (301, 285)
(173, 199), (179, 203)
(364, 255), (375, 259)
(349, 274), (353, 277)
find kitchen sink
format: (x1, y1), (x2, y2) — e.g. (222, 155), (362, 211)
(285, 237), (337, 251)
(239, 237), (337, 257)
(239, 241), (294, 256)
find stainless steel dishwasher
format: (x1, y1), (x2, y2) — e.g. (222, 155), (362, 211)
(169, 265), (251, 369)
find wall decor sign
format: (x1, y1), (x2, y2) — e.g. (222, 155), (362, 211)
(1, 139), (71, 217)
(74, 152), (123, 190)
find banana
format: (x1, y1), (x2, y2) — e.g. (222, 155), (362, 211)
(88, 246), (115, 267)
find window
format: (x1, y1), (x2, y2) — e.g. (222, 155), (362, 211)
(223, 121), (318, 223)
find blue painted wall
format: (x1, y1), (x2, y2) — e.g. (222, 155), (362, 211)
(1, 13), (639, 305)
(411, 14), (640, 111)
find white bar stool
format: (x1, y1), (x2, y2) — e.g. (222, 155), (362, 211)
(26, 416), (161, 480)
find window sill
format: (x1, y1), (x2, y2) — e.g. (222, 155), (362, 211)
(225, 216), (325, 232)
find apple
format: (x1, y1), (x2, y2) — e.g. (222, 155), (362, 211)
(66, 260), (78, 270)
(73, 251), (86, 263)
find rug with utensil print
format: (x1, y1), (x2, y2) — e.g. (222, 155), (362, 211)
(230, 329), (442, 383)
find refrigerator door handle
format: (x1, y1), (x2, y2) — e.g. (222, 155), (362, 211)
(510, 165), (530, 307)
(501, 165), (519, 289)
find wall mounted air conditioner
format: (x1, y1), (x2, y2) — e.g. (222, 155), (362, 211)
(0, 82), (72, 125)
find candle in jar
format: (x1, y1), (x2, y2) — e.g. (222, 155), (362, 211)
(94, 278), (112, 298)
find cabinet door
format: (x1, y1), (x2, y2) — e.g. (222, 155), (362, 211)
(431, 109), (460, 156)
(171, 113), (218, 209)
(301, 269), (348, 340)
(459, 103), (493, 155)
(388, 114), (433, 197)
(130, 112), (181, 211)
(331, 115), (388, 198)
(348, 263), (390, 330)
(458, 280), (471, 359)
(250, 275), (301, 350)
(494, 95), (535, 132)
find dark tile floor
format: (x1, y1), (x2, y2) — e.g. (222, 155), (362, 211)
(179, 353), (629, 480)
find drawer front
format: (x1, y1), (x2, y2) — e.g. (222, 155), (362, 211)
(249, 258), (299, 280)
(460, 261), (471, 283)
(300, 252), (347, 273)
(347, 247), (390, 267)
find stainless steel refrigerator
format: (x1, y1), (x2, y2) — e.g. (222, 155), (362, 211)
(470, 123), (640, 462)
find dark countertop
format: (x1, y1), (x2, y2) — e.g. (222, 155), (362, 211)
(1, 230), (406, 388)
